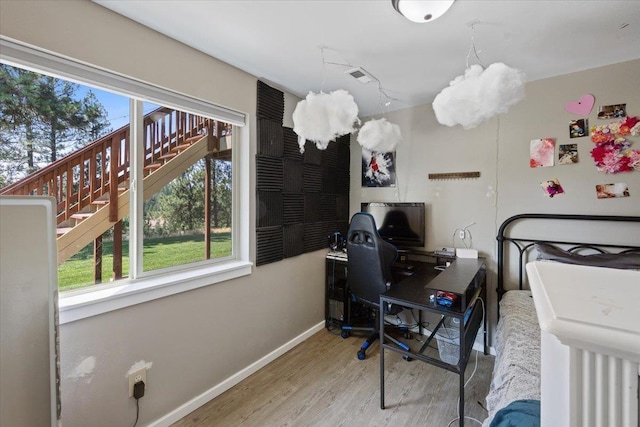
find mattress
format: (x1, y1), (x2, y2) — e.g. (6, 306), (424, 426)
(483, 290), (541, 427)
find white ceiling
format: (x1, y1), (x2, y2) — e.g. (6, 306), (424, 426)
(95, 0), (640, 118)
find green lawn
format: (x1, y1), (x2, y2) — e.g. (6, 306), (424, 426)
(58, 232), (231, 292)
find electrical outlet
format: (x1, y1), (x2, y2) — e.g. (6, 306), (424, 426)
(128, 368), (146, 397)
(459, 230), (466, 240)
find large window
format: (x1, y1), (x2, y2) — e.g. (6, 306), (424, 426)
(0, 38), (250, 322)
(140, 102), (233, 273)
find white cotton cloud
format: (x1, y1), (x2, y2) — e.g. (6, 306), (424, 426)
(293, 89), (360, 152)
(432, 63), (526, 130)
(357, 118), (402, 153)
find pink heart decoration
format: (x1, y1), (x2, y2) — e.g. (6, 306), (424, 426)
(565, 94), (595, 116)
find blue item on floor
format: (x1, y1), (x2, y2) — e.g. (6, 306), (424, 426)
(490, 399), (540, 427)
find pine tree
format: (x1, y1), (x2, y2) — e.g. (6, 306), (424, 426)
(0, 64), (111, 188)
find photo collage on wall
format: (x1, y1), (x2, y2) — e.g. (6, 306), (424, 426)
(530, 137), (565, 197)
(531, 94), (637, 199)
(590, 102), (637, 199)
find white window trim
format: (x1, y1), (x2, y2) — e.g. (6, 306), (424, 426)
(0, 37), (246, 126)
(59, 260), (252, 324)
(1, 37), (253, 324)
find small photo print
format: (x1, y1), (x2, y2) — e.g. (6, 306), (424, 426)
(541, 178), (564, 198)
(595, 182), (630, 199)
(569, 119), (588, 138)
(558, 143), (579, 165)
(597, 103), (626, 120)
(530, 138), (555, 168)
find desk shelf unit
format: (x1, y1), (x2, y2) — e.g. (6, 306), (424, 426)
(325, 252), (349, 328)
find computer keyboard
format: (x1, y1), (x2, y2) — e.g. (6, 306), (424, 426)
(392, 262), (414, 271)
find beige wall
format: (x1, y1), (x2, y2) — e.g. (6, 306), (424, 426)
(1, 1), (324, 426)
(352, 58), (640, 339)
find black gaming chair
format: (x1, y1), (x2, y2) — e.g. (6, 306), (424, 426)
(340, 212), (411, 360)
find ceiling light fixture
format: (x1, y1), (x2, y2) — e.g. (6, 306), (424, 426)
(391, 0), (455, 23)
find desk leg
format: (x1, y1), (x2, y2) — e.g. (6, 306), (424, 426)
(380, 303), (385, 409)
(459, 372), (465, 426)
(458, 319), (465, 427)
(483, 287), (489, 355)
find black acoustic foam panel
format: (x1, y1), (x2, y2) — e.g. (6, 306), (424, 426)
(257, 119), (284, 157)
(256, 155), (283, 191)
(304, 193), (322, 223)
(335, 169), (350, 194)
(283, 224), (304, 258)
(303, 164), (323, 193)
(283, 127), (303, 160)
(304, 222), (326, 252)
(322, 142), (338, 169)
(256, 80), (284, 122)
(283, 159), (303, 193)
(322, 167), (337, 194)
(337, 194), (349, 222)
(283, 194), (304, 225)
(303, 142), (322, 165)
(321, 195), (337, 221)
(323, 221), (338, 239)
(256, 226), (283, 266)
(256, 80), (350, 266)
(337, 141), (350, 170)
(257, 190), (283, 228)
(336, 221), (349, 237)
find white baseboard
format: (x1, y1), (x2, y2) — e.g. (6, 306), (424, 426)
(149, 321), (326, 427)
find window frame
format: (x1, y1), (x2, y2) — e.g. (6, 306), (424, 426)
(0, 37), (252, 324)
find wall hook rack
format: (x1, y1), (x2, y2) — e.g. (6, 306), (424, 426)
(428, 171), (480, 180)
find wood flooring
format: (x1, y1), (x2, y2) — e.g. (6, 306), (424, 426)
(172, 328), (494, 427)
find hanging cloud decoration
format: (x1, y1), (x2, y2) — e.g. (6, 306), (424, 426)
(357, 118), (402, 153)
(432, 63), (526, 130)
(293, 89), (360, 152)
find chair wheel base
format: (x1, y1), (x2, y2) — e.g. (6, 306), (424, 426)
(357, 350), (366, 360)
(403, 356), (413, 362)
(340, 331), (350, 339)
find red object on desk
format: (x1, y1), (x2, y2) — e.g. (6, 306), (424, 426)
(436, 290), (458, 307)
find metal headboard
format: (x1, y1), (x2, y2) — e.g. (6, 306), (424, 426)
(496, 213), (640, 303)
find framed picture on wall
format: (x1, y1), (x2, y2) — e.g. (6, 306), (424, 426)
(362, 149), (396, 187)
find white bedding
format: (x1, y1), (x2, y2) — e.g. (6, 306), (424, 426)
(483, 290), (541, 427)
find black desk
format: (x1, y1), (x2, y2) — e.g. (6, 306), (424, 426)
(379, 258), (488, 427)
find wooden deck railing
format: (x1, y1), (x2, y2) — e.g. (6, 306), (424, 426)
(0, 107), (229, 227)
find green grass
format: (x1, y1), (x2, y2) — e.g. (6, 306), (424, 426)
(58, 232), (231, 292)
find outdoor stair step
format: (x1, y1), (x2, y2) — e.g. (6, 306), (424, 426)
(170, 143), (193, 153)
(71, 213), (93, 220)
(56, 227), (73, 236)
(158, 152), (177, 161)
(144, 163), (162, 171)
(91, 200), (109, 205)
(185, 135), (204, 143)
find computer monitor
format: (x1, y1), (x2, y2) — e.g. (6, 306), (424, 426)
(360, 202), (425, 248)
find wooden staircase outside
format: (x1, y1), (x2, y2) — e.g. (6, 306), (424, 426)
(0, 106), (231, 274)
